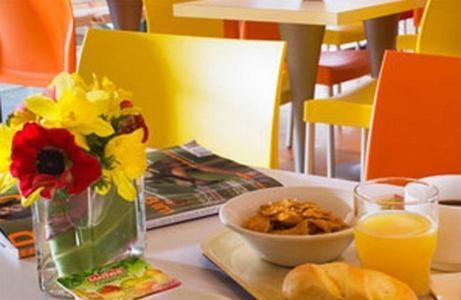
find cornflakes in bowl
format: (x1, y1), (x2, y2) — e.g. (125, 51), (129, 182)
(219, 187), (354, 266)
(244, 198), (349, 235)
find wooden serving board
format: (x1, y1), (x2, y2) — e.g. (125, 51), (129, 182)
(201, 230), (288, 300)
(201, 229), (359, 300)
(201, 229), (460, 300)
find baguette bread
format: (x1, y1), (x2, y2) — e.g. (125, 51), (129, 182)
(282, 262), (417, 300)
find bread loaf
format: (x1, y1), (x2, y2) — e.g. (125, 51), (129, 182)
(282, 262), (417, 300)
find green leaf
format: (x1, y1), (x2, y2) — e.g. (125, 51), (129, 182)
(46, 186), (140, 276)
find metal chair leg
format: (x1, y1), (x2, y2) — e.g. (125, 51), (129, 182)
(304, 122), (315, 174)
(325, 85), (336, 177)
(326, 125), (336, 177)
(328, 85), (334, 98)
(360, 128), (369, 181)
(285, 103), (294, 148)
(337, 83), (342, 94)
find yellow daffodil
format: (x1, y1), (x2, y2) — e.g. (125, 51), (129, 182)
(0, 125), (15, 167)
(101, 129), (147, 201)
(25, 89), (114, 149)
(51, 72), (88, 99)
(86, 76), (118, 117)
(86, 75), (140, 118)
(1, 72), (148, 207)
(21, 187), (44, 207)
(7, 108), (37, 128)
(0, 125), (17, 193)
(52, 73), (141, 120)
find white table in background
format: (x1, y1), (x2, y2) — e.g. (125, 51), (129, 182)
(0, 169), (459, 299)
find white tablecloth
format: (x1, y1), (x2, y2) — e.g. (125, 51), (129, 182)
(1, 169), (459, 299)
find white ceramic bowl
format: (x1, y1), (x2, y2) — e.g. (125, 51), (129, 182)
(422, 175), (461, 271)
(219, 186), (354, 267)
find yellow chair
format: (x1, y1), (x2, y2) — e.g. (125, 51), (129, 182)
(396, 34), (418, 51)
(304, 0), (461, 178)
(397, 1), (461, 56)
(143, 0), (223, 37)
(78, 29), (286, 168)
(143, 0), (368, 152)
(396, 8), (424, 51)
(304, 79), (376, 177)
(323, 24), (365, 49)
(416, 0), (461, 56)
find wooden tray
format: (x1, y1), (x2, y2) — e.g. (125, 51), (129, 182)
(201, 229), (358, 300)
(201, 229), (461, 300)
(201, 230), (288, 300)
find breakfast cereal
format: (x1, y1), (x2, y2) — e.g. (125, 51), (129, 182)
(244, 199), (348, 235)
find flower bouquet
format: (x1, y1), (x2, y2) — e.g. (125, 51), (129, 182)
(0, 73), (148, 297)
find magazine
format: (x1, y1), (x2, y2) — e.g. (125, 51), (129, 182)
(57, 256), (180, 300)
(0, 186), (35, 258)
(144, 141), (282, 228)
(0, 142), (281, 258)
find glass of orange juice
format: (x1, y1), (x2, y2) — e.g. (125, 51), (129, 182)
(354, 178), (438, 298)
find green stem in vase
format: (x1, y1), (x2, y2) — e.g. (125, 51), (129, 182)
(45, 186), (139, 276)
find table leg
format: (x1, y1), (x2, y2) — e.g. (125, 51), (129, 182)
(279, 24), (325, 173)
(364, 14), (400, 77)
(106, 0), (143, 31)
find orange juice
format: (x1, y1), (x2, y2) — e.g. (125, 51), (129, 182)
(354, 212), (437, 295)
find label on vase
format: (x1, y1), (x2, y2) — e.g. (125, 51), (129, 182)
(57, 256), (181, 299)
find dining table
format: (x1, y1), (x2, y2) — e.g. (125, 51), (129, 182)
(1, 168), (459, 299)
(174, 0), (426, 173)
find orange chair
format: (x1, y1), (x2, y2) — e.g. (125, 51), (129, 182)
(413, 7), (425, 29)
(316, 50), (370, 95)
(0, 0), (76, 86)
(365, 51), (461, 179)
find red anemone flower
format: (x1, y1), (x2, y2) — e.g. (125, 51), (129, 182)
(10, 123), (101, 199)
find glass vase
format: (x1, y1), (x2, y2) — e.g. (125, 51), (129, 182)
(32, 179), (146, 298)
